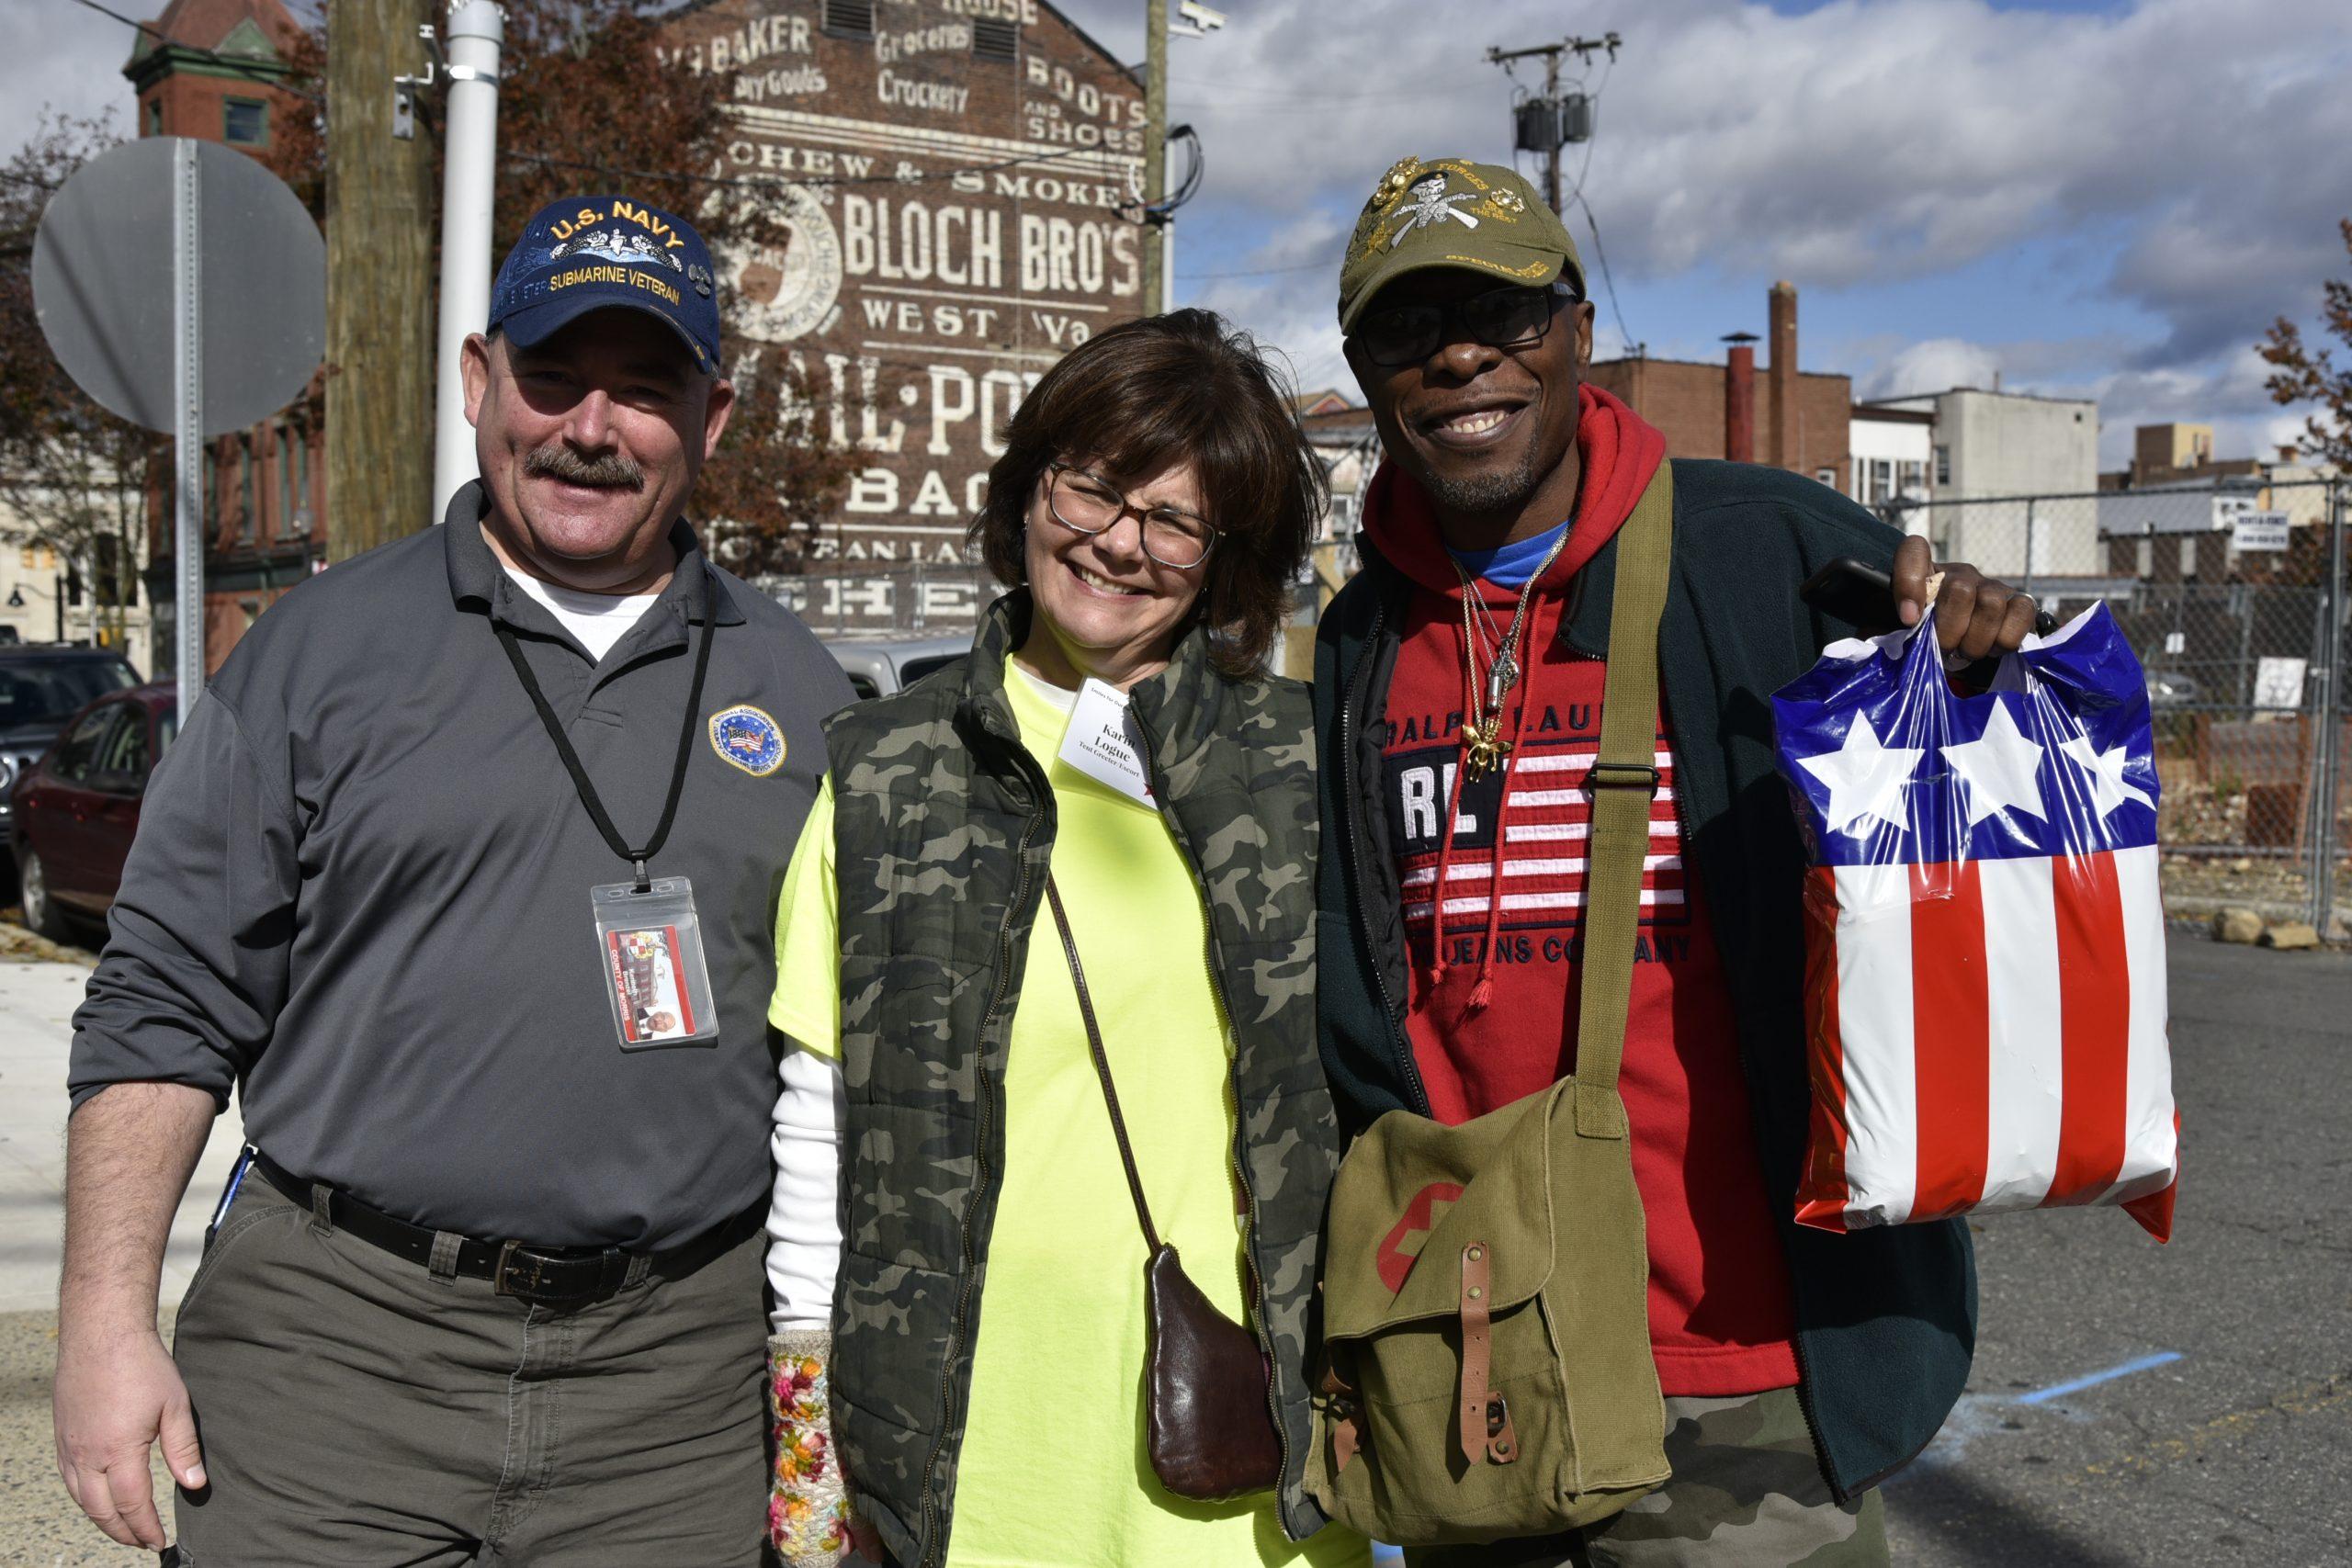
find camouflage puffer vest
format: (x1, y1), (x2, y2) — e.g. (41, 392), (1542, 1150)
(822, 591), (1340, 1566)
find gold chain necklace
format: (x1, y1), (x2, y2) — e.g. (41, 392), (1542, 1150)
(1452, 526), (1573, 780)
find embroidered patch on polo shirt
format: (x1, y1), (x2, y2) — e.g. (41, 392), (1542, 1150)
(708, 705), (786, 776)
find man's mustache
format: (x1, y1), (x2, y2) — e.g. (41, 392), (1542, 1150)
(526, 446), (644, 491)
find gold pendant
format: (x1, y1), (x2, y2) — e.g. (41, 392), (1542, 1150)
(1463, 722), (1511, 781)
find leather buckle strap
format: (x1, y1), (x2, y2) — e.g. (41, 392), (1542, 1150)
(494, 1240), (627, 1304)
(1320, 1363), (1363, 1475)
(1455, 1240), (1519, 1467)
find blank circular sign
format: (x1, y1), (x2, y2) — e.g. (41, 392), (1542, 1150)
(32, 137), (325, 437)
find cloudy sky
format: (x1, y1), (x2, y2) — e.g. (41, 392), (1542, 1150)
(9, 0), (2347, 468)
(1055, 0), (2352, 468)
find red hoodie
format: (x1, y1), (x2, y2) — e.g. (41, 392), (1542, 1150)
(1363, 386), (1800, 1396)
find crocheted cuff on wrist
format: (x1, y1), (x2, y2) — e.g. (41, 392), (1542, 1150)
(768, 1328), (855, 1566)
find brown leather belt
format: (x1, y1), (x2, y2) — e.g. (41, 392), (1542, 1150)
(249, 1149), (759, 1307)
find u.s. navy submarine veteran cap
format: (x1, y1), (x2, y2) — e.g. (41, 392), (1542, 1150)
(489, 195), (722, 374)
(1337, 156), (1586, 333)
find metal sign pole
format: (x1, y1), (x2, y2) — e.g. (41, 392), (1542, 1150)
(2314, 480), (2346, 938)
(172, 138), (205, 720)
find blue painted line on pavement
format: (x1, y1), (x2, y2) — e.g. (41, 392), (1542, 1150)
(2014, 1350), (2183, 1406)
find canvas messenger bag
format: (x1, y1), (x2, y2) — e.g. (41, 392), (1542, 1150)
(1306, 467), (1678, 1545)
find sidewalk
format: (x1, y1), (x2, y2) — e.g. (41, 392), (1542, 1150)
(0, 946), (242, 1563)
(0, 956), (247, 1316)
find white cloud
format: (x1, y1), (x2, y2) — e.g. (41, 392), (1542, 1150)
(1, 4), (134, 158)
(1852, 332), (2305, 468)
(1099, 0), (2352, 440)
(1859, 337), (2008, 401)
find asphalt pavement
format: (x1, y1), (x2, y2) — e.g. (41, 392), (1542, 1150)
(0, 932), (2344, 1564)
(1882, 936), (2352, 1565)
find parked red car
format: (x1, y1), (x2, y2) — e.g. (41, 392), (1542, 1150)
(9, 682), (176, 942)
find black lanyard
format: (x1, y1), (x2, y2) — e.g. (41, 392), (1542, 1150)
(492, 563), (719, 892)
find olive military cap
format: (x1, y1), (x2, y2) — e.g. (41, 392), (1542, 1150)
(1336, 156), (1587, 333)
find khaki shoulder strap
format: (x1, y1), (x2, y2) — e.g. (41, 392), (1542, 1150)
(1570, 462), (1676, 1139)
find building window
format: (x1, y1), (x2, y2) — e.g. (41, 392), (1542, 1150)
(973, 17), (1019, 62)
(1934, 444), (1951, 486)
(238, 438), (256, 540)
(294, 435), (312, 533)
(820, 0), (875, 39)
(1897, 458), (1926, 497)
(277, 425), (293, 535)
(1815, 468), (1837, 488)
(146, 99), (162, 136)
(95, 536), (124, 608)
(223, 97), (267, 146)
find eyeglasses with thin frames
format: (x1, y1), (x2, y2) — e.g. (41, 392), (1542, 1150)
(1042, 461), (1220, 570)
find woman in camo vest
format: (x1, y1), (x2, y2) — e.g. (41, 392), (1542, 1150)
(760, 310), (1364, 1568)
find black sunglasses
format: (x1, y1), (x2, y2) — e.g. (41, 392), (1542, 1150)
(1350, 281), (1581, 368)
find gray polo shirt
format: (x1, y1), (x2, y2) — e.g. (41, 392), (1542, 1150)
(70, 485), (853, 1250)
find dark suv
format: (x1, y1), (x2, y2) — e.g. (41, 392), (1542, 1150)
(0, 648), (140, 850)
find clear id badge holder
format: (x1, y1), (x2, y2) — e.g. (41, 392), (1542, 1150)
(592, 877), (720, 1049)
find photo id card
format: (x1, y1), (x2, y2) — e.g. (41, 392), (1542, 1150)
(591, 877), (720, 1049)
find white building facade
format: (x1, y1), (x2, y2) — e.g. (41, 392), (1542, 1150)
(1860, 389), (2100, 581)
(1848, 405), (1934, 523)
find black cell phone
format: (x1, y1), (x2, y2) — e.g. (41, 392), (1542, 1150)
(1798, 556), (2061, 644)
(1798, 558), (1899, 633)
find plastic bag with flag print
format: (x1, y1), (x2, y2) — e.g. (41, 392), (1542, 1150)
(1770, 601), (2179, 1241)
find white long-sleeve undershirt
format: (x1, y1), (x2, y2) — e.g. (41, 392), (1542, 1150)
(766, 1043), (845, 1336)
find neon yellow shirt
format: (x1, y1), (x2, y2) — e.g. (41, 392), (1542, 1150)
(770, 658), (1366, 1568)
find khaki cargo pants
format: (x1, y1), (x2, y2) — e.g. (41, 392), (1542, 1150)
(167, 1174), (767, 1566)
(1406, 1388), (1888, 1568)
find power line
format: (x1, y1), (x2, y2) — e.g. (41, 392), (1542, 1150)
(1562, 52), (1616, 209)
(1170, 81), (1491, 109)
(503, 139), (1133, 197)
(66, 0), (1123, 203)
(61, 0), (325, 103)
(1165, 68), (1493, 101)
(1571, 190), (1634, 353)
(1180, 255), (1338, 280)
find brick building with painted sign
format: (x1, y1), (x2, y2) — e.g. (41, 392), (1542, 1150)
(661, 0), (1148, 632)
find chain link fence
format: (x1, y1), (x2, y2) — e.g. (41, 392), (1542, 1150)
(772, 478), (2348, 932)
(1886, 476), (2347, 932)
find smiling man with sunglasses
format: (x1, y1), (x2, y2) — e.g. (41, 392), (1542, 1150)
(1313, 157), (2038, 1566)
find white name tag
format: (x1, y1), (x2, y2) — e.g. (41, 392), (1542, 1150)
(1057, 677), (1157, 806)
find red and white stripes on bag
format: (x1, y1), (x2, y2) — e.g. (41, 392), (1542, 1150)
(1773, 604), (2180, 1241)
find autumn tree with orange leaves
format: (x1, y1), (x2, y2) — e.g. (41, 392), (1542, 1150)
(2258, 219), (2352, 474)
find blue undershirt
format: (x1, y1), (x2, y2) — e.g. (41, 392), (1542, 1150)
(1445, 518), (1572, 589)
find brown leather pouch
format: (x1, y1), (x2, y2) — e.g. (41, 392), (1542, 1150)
(1143, 1244), (1282, 1499)
(1046, 880), (1283, 1502)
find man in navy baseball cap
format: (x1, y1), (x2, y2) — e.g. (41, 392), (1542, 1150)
(57, 186), (858, 1565)
(463, 194), (734, 596)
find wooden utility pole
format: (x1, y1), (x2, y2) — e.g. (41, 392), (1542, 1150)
(326, 0), (436, 560)
(1486, 34), (1620, 217)
(1141, 0), (1166, 316)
